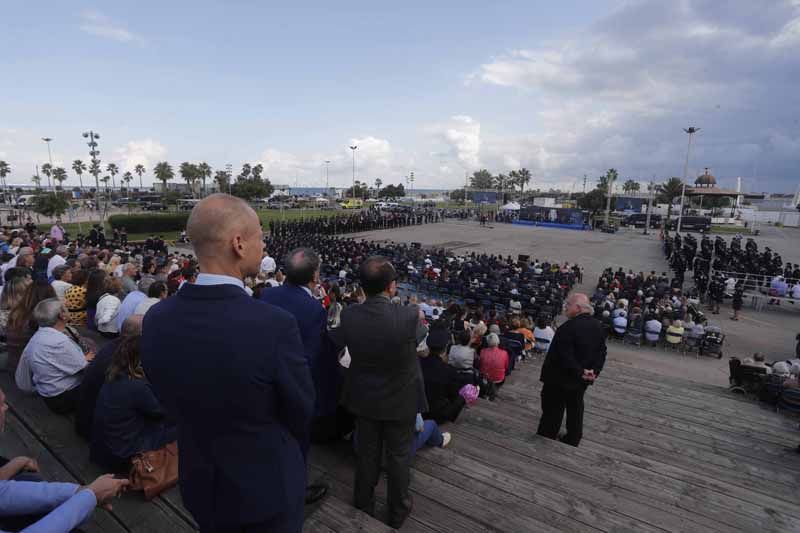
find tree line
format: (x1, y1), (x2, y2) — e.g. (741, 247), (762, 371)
(0, 159), (275, 201)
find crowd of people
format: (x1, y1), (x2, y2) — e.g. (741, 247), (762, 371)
(592, 267), (725, 355)
(0, 195), (611, 531)
(665, 232), (800, 307)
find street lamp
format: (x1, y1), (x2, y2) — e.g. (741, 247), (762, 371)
(677, 126), (700, 233)
(324, 160), (330, 197)
(349, 145), (357, 201)
(41, 137), (55, 194)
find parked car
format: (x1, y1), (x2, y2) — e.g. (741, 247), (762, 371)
(667, 216), (711, 232)
(622, 213), (662, 229)
(143, 202), (168, 211)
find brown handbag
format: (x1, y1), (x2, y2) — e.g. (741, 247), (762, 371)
(129, 441), (179, 500)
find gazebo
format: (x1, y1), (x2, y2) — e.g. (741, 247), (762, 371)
(685, 168), (741, 209)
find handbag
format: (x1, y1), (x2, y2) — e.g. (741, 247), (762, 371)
(129, 441), (179, 500)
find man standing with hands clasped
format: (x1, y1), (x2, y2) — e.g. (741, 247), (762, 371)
(536, 293), (606, 447)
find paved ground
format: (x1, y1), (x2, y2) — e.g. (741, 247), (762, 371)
(346, 220), (800, 387)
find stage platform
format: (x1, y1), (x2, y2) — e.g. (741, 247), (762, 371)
(513, 220), (589, 231)
(2, 353), (799, 532)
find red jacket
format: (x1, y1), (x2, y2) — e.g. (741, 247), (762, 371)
(479, 346), (509, 384)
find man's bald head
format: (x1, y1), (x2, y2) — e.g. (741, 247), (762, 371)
(121, 314), (144, 336)
(187, 194), (260, 260)
(565, 292), (592, 318)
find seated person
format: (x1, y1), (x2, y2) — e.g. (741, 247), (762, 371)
(411, 413), (451, 456)
(479, 333), (510, 386)
(742, 352), (772, 374)
(448, 330), (476, 370)
(76, 316), (143, 440)
(420, 328), (467, 424)
(512, 317), (534, 352)
(532, 317), (555, 353)
(612, 310), (628, 336)
(665, 320), (684, 345)
(90, 329), (177, 472)
(15, 298), (95, 414)
(0, 385), (130, 532)
(644, 314), (662, 344)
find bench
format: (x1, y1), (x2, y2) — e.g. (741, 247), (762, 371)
(0, 372), (198, 532)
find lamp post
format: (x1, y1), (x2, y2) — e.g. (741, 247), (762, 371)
(349, 145), (357, 201)
(677, 126), (700, 233)
(41, 137), (56, 195)
(324, 160), (330, 197)
(82, 131), (101, 220)
(225, 163), (233, 195)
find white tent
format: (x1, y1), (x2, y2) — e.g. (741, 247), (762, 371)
(500, 201), (521, 211)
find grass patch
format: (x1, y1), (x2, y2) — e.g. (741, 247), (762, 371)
(710, 225), (750, 234)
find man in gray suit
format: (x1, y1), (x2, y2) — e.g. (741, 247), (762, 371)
(330, 256), (427, 529)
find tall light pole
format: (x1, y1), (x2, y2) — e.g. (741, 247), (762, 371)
(324, 160), (330, 197)
(677, 126), (700, 233)
(225, 163), (233, 195)
(349, 145), (357, 201)
(41, 137), (56, 195)
(82, 131), (101, 220)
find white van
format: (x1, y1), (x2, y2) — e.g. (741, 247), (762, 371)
(14, 195), (37, 208)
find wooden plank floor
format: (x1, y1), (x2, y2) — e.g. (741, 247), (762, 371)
(309, 355), (800, 532)
(4, 350), (800, 532)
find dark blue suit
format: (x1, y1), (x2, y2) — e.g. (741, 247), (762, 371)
(260, 284), (339, 420)
(141, 283), (314, 532)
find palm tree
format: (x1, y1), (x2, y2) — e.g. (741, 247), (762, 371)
(122, 171), (133, 193)
(72, 159), (86, 192)
(0, 160), (9, 189)
(41, 163), (53, 190)
(239, 163), (252, 180)
(106, 163), (119, 192)
(251, 164), (263, 180)
(89, 160), (102, 195)
(375, 178), (383, 195)
(179, 162), (197, 198)
(52, 167), (68, 190)
(517, 168), (532, 193)
(214, 170), (230, 193)
(197, 162), (212, 197)
(657, 177), (685, 222)
(134, 164), (146, 191)
(508, 170), (519, 194)
(153, 161), (174, 194)
(623, 179), (640, 193)
(31, 174), (42, 189)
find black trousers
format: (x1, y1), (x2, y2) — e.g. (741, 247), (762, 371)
(43, 386), (81, 415)
(353, 416), (414, 525)
(536, 383), (586, 447)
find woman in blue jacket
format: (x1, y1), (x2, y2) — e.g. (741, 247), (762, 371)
(90, 332), (176, 472)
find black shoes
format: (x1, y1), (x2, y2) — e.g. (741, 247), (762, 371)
(305, 483), (329, 505)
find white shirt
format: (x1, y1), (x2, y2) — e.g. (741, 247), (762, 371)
(15, 327), (87, 397)
(96, 293), (122, 333)
(260, 255), (276, 274)
(265, 278), (281, 288)
(533, 326), (555, 352)
(645, 319), (662, 342)
(134, 297), (161, 316)
(792, 284), (800, 299)
(51, 280), (73, 302)
(47, 254), (66, 278)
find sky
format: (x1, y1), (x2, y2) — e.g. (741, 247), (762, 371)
(1, 0), (799, 193)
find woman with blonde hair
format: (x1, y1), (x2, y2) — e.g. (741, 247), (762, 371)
(0, 276), (31, 336)
(105, 255), (121, 276)
(5, 280), (56, 371)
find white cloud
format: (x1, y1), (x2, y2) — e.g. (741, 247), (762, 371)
(348, 136), (393, 170)
(430, 115), (481, 170)
(113, 139), (167, 176)
(469, 0), (800, 190)
(79, 10), (143, 44)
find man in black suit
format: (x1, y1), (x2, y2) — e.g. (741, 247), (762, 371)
(330, 256), (427, 529)
(141, 194), (314, 532)
(537, 292), (606, 447)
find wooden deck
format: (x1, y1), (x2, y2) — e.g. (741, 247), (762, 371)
(3, 353), (800, 532)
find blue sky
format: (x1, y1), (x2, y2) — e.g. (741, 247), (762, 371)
(2, 1), (799, 192)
